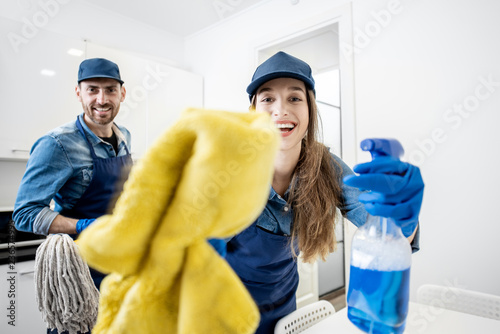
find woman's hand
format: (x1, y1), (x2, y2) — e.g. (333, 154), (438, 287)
(343, 156), (424, 237)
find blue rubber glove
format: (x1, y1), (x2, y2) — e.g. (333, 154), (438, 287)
(76, 218), (96, 234)
(343, 156), (424, 237)
(208, 238), (227, 258)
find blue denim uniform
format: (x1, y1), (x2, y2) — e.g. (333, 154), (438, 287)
(13, 113), (131, 235)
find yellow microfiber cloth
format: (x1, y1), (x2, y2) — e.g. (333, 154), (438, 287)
(77, 108), (280, 334)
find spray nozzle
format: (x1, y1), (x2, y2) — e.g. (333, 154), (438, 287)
(360, 138), (404, 160)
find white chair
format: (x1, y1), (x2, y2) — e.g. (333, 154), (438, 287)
(274, 300), (336, 334)
(417, 284), (500, 320)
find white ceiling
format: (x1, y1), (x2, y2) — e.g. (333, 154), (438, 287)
(82, 0), (269, 37)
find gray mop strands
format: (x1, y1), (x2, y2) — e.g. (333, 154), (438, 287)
(34, 234), (100, 334)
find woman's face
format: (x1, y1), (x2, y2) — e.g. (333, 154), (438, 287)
(255, 77), (309, 152)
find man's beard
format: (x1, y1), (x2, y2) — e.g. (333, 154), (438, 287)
(85, 104), (118, 126)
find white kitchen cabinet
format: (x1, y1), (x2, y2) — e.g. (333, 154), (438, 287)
(0, 16), (86, 161)
(0, 260), (46, 333)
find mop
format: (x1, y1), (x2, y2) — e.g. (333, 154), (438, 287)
(34, 233), (99, 334)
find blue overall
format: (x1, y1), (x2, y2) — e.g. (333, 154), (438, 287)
(48, 119), (131, 334)
(47, 118), (132, 334)
(61, 118), (132, 289)
(226, 222), (299, 334)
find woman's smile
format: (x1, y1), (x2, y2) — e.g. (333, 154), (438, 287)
(275, 120), (297, 137)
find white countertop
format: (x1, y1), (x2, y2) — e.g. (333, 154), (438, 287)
(301, 302), (500, 333)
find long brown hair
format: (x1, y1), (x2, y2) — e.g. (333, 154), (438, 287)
(251, 89), (344, 263)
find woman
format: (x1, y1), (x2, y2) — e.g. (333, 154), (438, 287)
(223, 51), (423, 333)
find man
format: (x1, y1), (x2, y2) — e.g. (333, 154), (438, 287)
(14, 58), (132, 289)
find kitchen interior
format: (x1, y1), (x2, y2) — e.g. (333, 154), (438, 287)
(1, 0), (500, 333)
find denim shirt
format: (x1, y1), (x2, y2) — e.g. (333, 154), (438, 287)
(253, 153), (420, 252)
(13, 114), (131, 235)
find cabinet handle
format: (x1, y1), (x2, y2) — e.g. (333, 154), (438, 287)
(12, 149), (30, 153)
(20, 270), (35, 276)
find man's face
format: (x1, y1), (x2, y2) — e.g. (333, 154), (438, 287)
(76, 78), (126, 126)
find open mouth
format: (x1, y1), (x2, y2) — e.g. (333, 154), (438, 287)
(275, 123), (296, 133)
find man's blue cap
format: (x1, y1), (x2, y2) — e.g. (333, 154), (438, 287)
(78, 58), (124, 85)
(246, 51), (315, 101)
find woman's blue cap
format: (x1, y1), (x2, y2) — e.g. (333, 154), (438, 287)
(78, 58), (124, 85)
(246, 51), (315, 101)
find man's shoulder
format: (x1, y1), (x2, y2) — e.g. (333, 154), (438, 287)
(46, 118), (79, 138)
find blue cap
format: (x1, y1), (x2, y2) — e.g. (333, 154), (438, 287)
(78, 58), (124, 85)
(246, 51), (315, 101)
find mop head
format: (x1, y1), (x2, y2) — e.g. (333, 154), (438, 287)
(77, 108), (280, 334)
(34, 233), (99, 334)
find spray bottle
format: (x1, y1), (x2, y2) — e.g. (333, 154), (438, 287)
(347, 138), (412, 334)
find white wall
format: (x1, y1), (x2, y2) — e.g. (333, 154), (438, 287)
(186, 0), (500, 299)
(352, 0), (500, 298)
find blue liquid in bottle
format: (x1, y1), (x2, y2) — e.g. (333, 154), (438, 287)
(347, 266), (410, 334)
(346, 138), (412, 333)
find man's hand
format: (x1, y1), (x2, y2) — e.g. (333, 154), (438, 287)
(48, 215), (79, 234)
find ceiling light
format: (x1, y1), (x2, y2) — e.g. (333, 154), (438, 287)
(67, 48), (84, 57)
(41, 69), (56, 76)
